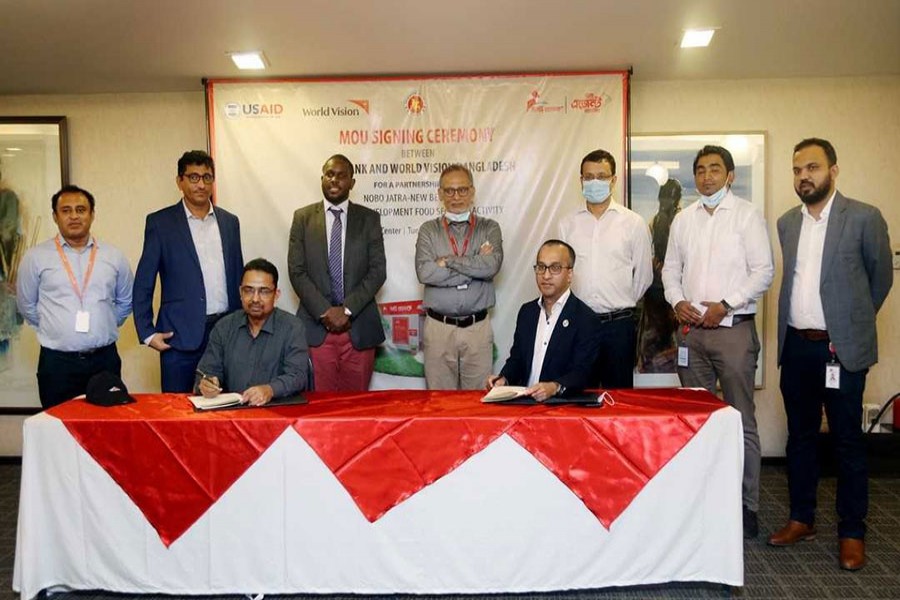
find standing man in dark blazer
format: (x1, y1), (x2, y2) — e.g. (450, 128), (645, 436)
(487, 240), (600, 401)
(133, 150), (244, 392)
(288, 154), (386, 391)
(768, 138), (893, 571)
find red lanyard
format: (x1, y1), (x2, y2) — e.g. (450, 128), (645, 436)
(442, 213), (476, 257)
(54, 235), (98, 306)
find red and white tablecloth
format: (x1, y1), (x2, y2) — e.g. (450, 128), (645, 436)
(14, 389), (744, 599)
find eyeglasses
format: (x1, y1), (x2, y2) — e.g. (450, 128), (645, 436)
(440, 186), (472, 198)
(182, 173), (215, 184)
(533, 263), (572, 275)
(581, 174), (613, 182)
(240, 286), (275, 299)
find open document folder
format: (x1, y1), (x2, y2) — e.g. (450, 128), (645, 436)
(188, 393), (308, 411)
(481, 386), (605, 406)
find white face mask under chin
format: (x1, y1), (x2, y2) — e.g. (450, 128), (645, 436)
(445, 210), (471, 223)
(699, 186), (727, 208)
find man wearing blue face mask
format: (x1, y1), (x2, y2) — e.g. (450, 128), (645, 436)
(415, 164), (504, 390)
(557, 149), (652, 389)
(661, 145), (774, 539)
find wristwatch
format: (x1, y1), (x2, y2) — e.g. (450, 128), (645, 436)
(720, 299), (733, 312)
(555, 382), (566, 397)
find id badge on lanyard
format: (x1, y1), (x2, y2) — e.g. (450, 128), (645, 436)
(677, 325), (690, 367)
(825, 342), (840, 389)
(55, 236), (98, 333)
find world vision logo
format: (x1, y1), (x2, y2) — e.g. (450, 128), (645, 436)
(525, 90), (564, 113)
(570, 92), (609, 113)
(223, 102), (284, 119)
(301, 100), (368, 117)
(349, 99), (370, 114)
(405, 93), (425, 115)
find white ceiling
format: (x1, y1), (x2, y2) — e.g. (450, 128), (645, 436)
(1, 0), (898, 95)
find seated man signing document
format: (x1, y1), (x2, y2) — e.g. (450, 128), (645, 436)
(486, 240), (601, 401)
(196, 258), (309, 406)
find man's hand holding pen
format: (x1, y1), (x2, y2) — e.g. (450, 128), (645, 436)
(197, 370), (223, 399)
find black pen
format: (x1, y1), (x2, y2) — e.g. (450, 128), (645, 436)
(195, 369), (222, 392)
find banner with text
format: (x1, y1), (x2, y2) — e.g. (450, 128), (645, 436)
(208, 73), (628, 388)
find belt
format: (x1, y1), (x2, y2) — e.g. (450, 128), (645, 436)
(42, 343), (115, 358)
(427, 308), (488, 328)
(206, 311), (228, 324)
(731, 313), (756, 325)
(790, 327), (829, 342)
(596, 308), (634, 323)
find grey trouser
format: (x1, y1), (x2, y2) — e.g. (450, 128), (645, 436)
(676, 318), (761, 511)
(423, 315), (493, 390)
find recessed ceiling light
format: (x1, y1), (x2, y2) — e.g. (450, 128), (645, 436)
(5, 147), (23, 152)
(229, 51), (267, 70)
(680, 29), (716, 48)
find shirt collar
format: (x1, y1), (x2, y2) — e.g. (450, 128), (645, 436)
(578, 199), (623, 216)
(800, 190), (836, 222)
(56, 234), (96, 250)
(239, 309), (277, 334)
(323, 199), (350, 214)
(182, 199), (215, 220)
(536, 288), (572, 315)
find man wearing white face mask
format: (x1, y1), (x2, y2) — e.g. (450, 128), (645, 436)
(557, 149), (652, 389)
(416, 164), (503, 389)
(662, 145), (774, 539)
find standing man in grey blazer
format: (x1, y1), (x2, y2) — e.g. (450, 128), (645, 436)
(768, 138), (893, 571)
(287, 154), (386, 391)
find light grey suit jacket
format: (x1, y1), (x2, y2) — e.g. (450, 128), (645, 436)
(287, 201), (386, 349)
(777, 191), (893, 371)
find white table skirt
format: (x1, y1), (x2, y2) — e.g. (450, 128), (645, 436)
(14, 407), (743, 599)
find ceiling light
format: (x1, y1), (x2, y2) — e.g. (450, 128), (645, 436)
(5, 147), (23, 152)
(680, 29), (716, 48)
(229, 51), (267, 70)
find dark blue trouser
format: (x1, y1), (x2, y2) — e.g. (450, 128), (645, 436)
(780, 327), (868, 539)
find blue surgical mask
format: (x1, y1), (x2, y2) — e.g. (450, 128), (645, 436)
(699, 186), (728, 208)
(583, 179), (611, 204)
(445, 210), (471, 223)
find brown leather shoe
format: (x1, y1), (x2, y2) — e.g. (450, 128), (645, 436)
(767, 520), (816, 546)
(839, 538), (866, 571)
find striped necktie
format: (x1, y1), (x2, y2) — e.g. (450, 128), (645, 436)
(328, 207), (344, 305)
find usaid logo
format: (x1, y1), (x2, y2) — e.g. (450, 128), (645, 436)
(223, 102), (284, 119)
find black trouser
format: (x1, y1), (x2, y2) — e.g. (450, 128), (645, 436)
(37, 343), (121, 409)
(780, 328), (868, 539)
(591, 312), (636, 389)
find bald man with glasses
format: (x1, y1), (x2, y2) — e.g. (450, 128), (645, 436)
(415, 163), (504, 390)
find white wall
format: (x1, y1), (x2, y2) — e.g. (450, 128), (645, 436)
(1, 76), (898, 456)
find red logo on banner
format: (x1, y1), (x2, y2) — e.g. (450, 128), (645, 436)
(349, 99), (370, 114)
(406, 93), (426, 115)
(570, 92), (608, 113)
(525, 90), (564, 113)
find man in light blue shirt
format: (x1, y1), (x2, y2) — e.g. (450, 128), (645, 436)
(17, 185), (133, 408)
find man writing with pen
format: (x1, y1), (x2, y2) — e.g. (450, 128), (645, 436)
(196, 258), (309, 406)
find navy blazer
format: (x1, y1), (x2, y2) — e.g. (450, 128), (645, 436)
(133, 201), (244, 352)
(777, 191), (892, 371)
(499, 292), (601, 395)
(287, 201), (386, 349)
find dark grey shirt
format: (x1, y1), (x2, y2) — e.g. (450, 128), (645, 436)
(415, 215), (503, 316)
(196, 308), (309, 398)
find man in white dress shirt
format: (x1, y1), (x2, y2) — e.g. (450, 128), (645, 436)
(558, 149), (652, 389)
(662, 145), (774, 539)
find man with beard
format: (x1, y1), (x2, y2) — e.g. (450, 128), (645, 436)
(768, 138), (892, 571)
(662, 145), (774, 539)
(288, 154), (386, 391)
(196, 259), (308, 406)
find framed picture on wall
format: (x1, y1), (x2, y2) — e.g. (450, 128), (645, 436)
(629, 132), (767, 389)
(0, 116), (69, 412)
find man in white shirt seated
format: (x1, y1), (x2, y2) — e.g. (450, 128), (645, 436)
(486, 240), (600, 401)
